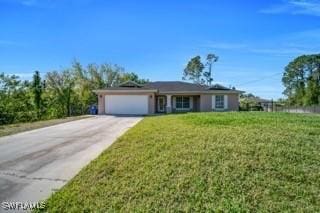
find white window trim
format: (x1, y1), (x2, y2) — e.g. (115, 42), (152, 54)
(224, 95), (228, 110)
(212, 95), (216, 110)
(175, 96), (191, 110)
(212, 95), (228, 111)
(157, 96), (166, 112)
(215, 95), (225, 109)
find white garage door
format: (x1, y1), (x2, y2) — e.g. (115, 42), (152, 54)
(105, 95), (149, 115)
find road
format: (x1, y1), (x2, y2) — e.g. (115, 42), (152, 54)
(0, 115), (142, 206)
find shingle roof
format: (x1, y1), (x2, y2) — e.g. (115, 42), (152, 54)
(208, 84), (231, 90)
(144, 81), (209, 91)
(104, 81), (146, 90)
(100, 87), (150, 90)
(101, 81), (242, 93)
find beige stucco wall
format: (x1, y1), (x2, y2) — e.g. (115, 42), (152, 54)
(200, 94), (212, 112)
(97, 92), (155, 115)
(227, 94), (240, 111)
(97, 92), (240, 114)
(97, 93), (105, 115)
(148, 93), (155, 114)
(201, 93), (239, 112)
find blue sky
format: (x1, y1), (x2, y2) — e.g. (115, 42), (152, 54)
(1, 0), (320, 99)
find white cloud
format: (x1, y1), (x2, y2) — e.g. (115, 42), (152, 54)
(260, 0), (320, 16)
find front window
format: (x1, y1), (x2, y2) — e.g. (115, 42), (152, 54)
(176, 96), (190, 109)
(215, 95), (224, 109)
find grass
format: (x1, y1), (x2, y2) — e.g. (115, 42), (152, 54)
(40, 112), (320, 212)
(0, 115), (91, 137)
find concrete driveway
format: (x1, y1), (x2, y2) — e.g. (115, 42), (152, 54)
(0, 115), (142, 204)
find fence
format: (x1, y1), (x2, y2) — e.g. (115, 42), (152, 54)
(274, 105), (320, 114)
(240, 101), (320, 114)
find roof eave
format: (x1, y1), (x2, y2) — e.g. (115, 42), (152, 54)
(158, 90), (244, 94)
(93, 89), (244, 94)
(93, 89), (158, 94)
(118, 80), (144, 88)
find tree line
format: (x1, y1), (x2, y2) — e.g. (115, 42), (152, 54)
(183, 53), (320, 108)
(0, 61), (147, 125)
(282, 54), (320, 106)
(1, 53), (319, 124)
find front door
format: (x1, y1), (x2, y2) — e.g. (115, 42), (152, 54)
(157, 97), (165, 112)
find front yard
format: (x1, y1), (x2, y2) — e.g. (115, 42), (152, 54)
(41, 112), (320, 212)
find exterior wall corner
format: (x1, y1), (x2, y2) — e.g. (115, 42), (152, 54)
(166, 95), (172, 113)
(148, 93), (156, 114)
(98, 93), (105, 114)
(200, 94), (212, 112)
(227, 93), (240, 111)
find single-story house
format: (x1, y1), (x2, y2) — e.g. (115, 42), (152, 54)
(94, 81), (243, 115)
(240, 96), (273, 112)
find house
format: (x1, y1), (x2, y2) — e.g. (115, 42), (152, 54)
(94, 81), (243, 115)
(251, 97), (273, 112)
(240, 95), (273, 112)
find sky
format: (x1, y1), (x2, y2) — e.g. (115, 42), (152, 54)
(1, 0), (320, 99)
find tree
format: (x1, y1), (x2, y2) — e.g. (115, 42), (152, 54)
(46, 70), (75, 117)
(72, 61), (91, 114)
(120, 72), (149, 84)
(203, 54), (218, 86)
(183, 56), (205, 84)
(183, 54), (219, 85)
(282, 54), (320, 106)
(88, 63), (105, 89)
(0, 73), (34, 124)
(32, 70), (43, 119)
(100, 64), (124, 87)
(0, 61), (148, 124)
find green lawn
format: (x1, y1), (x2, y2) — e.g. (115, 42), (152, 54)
(0, 115), (91, 137)
(40, 112), (320, 212)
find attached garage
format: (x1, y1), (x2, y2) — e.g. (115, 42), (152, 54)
(94, 80), (242, 115)
(105, 95), (149, 115)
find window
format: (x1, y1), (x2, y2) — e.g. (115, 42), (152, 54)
(215, 95), (224, 109)
(176, 96), (190, 109)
